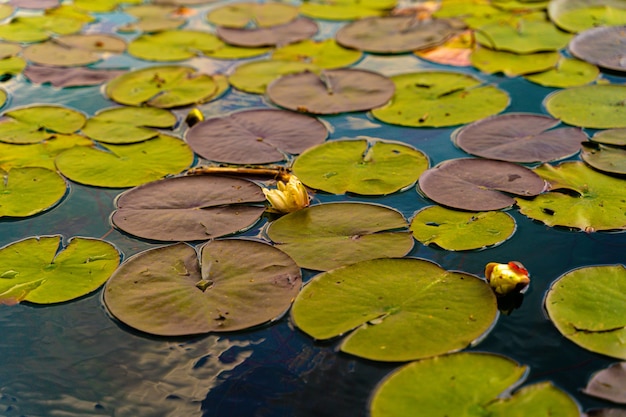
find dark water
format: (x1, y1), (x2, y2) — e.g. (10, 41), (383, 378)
(1, 3), (625, 417)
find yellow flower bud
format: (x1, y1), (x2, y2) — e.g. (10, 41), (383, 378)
(485, 261), (530, 296)
(263, 175), (310, 214)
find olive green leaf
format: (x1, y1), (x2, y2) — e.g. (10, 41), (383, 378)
(0, 167), (66, 218)
(592, 128), (626, 146)
(206, 2), (299, 28)
(300, 0), (396, 21)
(272, 39), (362, 69)
(228, 59), (320, 94)
(0, 134), (92, 171)
(523, 57), (599, 87)
(548, 0), (626, 33)
(471, 46), (560, 77)
(73, 0), (143, 12)
(581, 142), (626, 175)
(0, 105), (86, 144)
(0, 16), (84, 43)
(82, 106), (177, 144)
(475, 18), (573, 53)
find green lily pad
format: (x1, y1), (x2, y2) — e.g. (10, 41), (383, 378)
(453, 113), (586, 163)
(73, 0), (142, 12)
(545, 264), (626, 359)
(300, 0), (396, 21)
(418, 158), (546, 211)
(0, 167), (66, 218)
(216, 17), (318, 47)
(581, 142), (626, 175)
(0, 235), (120, 305)
(111, 175), (265, 242)
(44, 5), (96, 24)
(267, 69), (395, 115)
(491, 0), (550, 11)
(568, 26), (626, 73)
(371, 71), (510, 127)
(523, 56), (599, 87)
(0, 43), (20, 59)
(0, 134), (93, 171)
(371, 352), (579, 417)
(544, 84), (626, 129)
(291, 257), (498, 361)
(583, 362), (626, 404)
(548, 0), (626, 33)
(22, 34), (126, 67)
(0, 15), (84, 43)
(24, 65), (126, 88)
(475, 18), (573, 53)
(118, 4), (186, 33)
(185, 108), (328, 164)
(292, 138), (429, 195)
(516, 161), (626, 231)
(104, 239), (301, 336)
(228, 59), (320, 94)
(55, 134), (193, 188)
(470, 46), (560, 76)
(266, 202), (414, 271)
(0, 56), (26, 77)
(271, 39), (362, 69)
(410, 206), (516, 251)
(592, 128), (626, 146)
(0, 105), (86, 144)
(0, 5), (12, 20)
(105, 65), (218, 108)
(206, 2), (298, 28)
(433, 1), (509, 29)
(82, 106), (177, 144)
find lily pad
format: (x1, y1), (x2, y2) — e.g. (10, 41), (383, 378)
(300, 0), (396, 20)
(335, 16), (456, 54)
(0, 105), (86, 144)
(569, 26), (626, 73)
(0, 15), (84, 43)
(82, 106), (177, 144)
(104, 239), (301, 335)
(523, 56), (599, 87)
(0, 134), (93, 171)
(228, 59), (319, 94)
(271, 39), (362, 69)
(371, 71), (510, 127)
(581, 142), (626, 175)
(55, 134), (193, 188)
(418, 158), (546, 211)
(105, 65), (218, 108)
(292, 138), (428, 195)
(371, 352), (580, 417)
(470, 46), (560, 76)
(517, 162), (626, 231)
(73, 0), (142, 12)
(548, 0), (626, 33)
(22, 34), (126, 67)
(415, 29), (474, 66)
(118, 4), (187, 33)
(545, 264), (626, 359)
(216, 17), (318, 47)
(0, 235), (120, 305)
(185, 108), (328, 164)
(24, 65), (127, 87)
(9, 0), (59, 9)
(0, 167), (66, 218)
(544, 84), (626, 129)
(433, 1), (508, 29)
(475, 18), (573, 53)
(583, 362), (626, 404)
(0, 56), (24, 77)
(586, 409), (626, 417)
(592, 128), (626, 146)
(111, 175), (266, 241)
(291, 257), (498, 361)
(267, 69), (394, 115)
(453, 113), (586, 163)
(0, 5), (12, 20)
(410, 206), (516, 251)
(265, 202), (414, 271)
(206, 2), (299, 28)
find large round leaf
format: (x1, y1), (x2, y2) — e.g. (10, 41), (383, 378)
(228, 59), (319, 94)
(265, 202), (414, 271)
(292, 139), (429, 195)
(291, 257), (498, 361)
(104, 239), (302, 336)
(185, 108), (327, 164)
(516, 161), (626, 231)
(267, 69), (394, 115)
(55, 134), (193, 188)
(410, 205), (516, 251)
(0, 235), (120, 305)
(111, 175), (266, 241)
(548, 0), (626, 33)
(418, 158), (546, 211)
(569, 26), (626, 73)
(0, 16), (83, 43)
(271, 39), (362, 69)
(0, 105), (86, 144)
(523, 57), (599, 87)
(544, 84), (626, 129)
(82, 106), (177, 144)
(581, 142), (626, 175)
(0, 167), (66, 218)
(470, 46), (560, 77)
(0, 134), (93, 171)
(216, 17), (318, 47)
(371, 71), (510, 127)
(206, 2), (298, 28)
(24, 65), (126, 88)
(545, 264), (626, 359)
(475, 19), (573, 53)
(453, 113), (586, 163)
(371, 352), (580, 417)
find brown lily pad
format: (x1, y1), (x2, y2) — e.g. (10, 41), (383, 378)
(24, 65), (126, 87)
(216, 17), (318, 47)
(583, 362), (626, 404)
(569, 25), (626, 72)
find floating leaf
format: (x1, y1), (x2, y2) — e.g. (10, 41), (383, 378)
(73, 0), (142, 12)
(291, 258), (498, 361)
(371, 71), (509, 127)
(185, 108), (327, 164)
(581, 142), (626, 175)
(55, 134), (193, 188)
(266, 202), (414, 271)
(206, 2), (298, 28)
(453, 113), (586, 163)
(300, 0), (396, 21)
(433, 0), (508, 29)
(0, 167), (66, 218)
(583, 362), (626, 404)
(24, 65), (126, 87)
(228, 59), (319, 94)
(544, 84), (626, 129)
(0, 5), (12, 20)
(419, 158), (546, 211)
(523, 56), (599, 87)
(0, 236), (119, 305)
(0, 134), (92, 171)
(9, 0), (59, 8)
(104, 239), (301, 336)
(118, 4), (187, 33)
(415, 29), (473, 66)
(0, 15), (83, 43)
(0, 105), (86, 144)
(216, 17), (318, 47)
(545, 264), (626, 359)
(267, 69), (394, 115)
(44, 4), (95, 24)
(111, 175), (265, 241)
(82, 106), (177, 144)
(371, 352), (579, 417)
(548, 0), (626, 33)
(292, 139), (428, 195)
(475, 18), (573, 53)
(272, 39), (362, 69)
(517, 162), (626, 231)
(585, 409), (626, 417)
(410, 206), (516, 251)
(568, 26), (626, 73)
(592, 128), (626, 146)
(471, 46), (560, 76)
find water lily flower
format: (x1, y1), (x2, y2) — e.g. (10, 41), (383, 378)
(484, 261), (530, 296)
(263, 175), (310, 214)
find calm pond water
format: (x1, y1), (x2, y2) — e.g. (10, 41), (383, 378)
(1, 2), (625, 417)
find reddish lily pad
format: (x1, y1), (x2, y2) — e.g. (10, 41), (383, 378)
(9, 0), (59, 10)
(569, 26), (626, 73)
(453, 113), (586, 163)
(418, 158), (546, 211)
(111, 175), (266, 241)
(267, 69), (394, 115)
(583, 362), (626, 404)
(216, 17), (318, 47)
(24, 65), (127, 87)
(185, 108), (328, 164)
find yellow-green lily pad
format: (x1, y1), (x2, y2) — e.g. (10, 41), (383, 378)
(82, 106), (177, 144)
(591, 128), (626, 146)
(0, 15), (84, 43)
(22, 34), (126, 67)
(523, 56), (599, 87)
(470, 46), (560, 76)
(272, 39), (362, 69)
(228, 59), (320, 94)
(581, 142), (626, 175)
(475, 18), (573, 53)
(0, 134), (92, 171)
(0, 167), (66, 218)
(300, 0), (396, 21)
(0, 105), (86, 144)
(206, 2), (298, 28)
(548, 0), (626, 33)
(73, 0), (142, 12)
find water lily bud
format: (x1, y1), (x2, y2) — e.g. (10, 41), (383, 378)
(484, 261), (530, 296)
(263, 175), (310, 214)
(185, 108), (204, 127)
